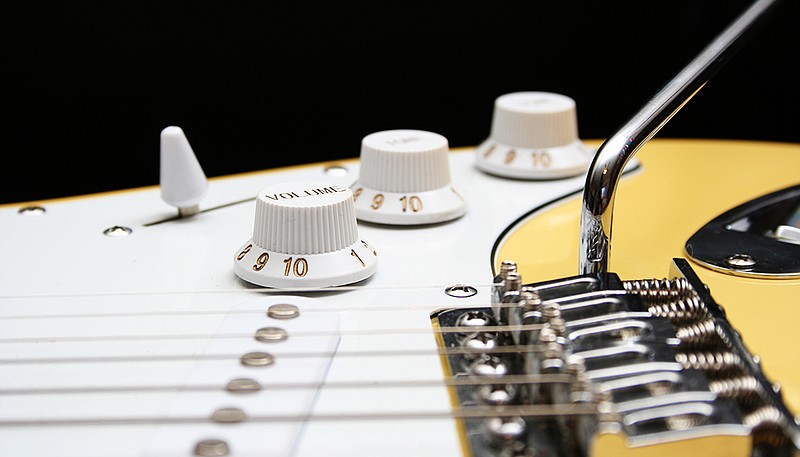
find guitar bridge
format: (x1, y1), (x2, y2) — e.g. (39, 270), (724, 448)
(432, 258), (798, 457)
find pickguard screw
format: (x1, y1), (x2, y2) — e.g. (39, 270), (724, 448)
(18, 206), (46, 216)
(445, 284), (478, 298)
(323, 164), (349, 177)
(103, 226), (132, 237)
(724, 253), (756, 269)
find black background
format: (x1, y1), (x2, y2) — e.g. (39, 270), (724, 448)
(3, 1), (798, 204)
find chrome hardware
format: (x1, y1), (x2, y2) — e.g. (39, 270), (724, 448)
(456, 310), (495, 329)
(211, 407), (247, 423)
(470, 356), (510, 377)
(239, 351), (275, 367)
(622, 277), (694, 304)
(484, 416), (527, 448)
(254, 327), (289, 342)
(476, 384), (518, 406)
(674, 318), (718, 348)
(686, 185), (800, 278)
(17, 206), (45, 216)
(675, 351), (742, 375)
(193, 439), (230, 457)
(744, 406), (795, 448)
(103, 226), (132, 237)
(709, 376), (764, 408)
(432, 258), (799, 455)
(323, 164), (349, 177)
(445, 284), (478, 298)
(579, 0), (782, 278)
(725, 254), (757, 269)
(266, 303), (300, 319)
(225, 378), (262, 393)
(461, 332), (500, 354)
(646, 296), (706, 324)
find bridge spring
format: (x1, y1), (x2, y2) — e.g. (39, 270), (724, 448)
(647, 295), (707, 324)
(743, 405), (792, 448)
(665, 413), (707, 431)
(708, 375), (765, 410)
(675, 351), (743, 376)
(674, 318), (719, 348)
(622, 277), (695, 305)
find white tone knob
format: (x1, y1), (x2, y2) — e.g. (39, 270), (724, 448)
(353, 129), (467, 225)
(160, 126), (208, 216)
(475, 92), (594, 179)
(233, 181), (378, 288)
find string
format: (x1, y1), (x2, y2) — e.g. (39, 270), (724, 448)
(0, 374), (575, 396)
(0, 281), (590, 429)
(0, 404), (599, 428)
(0, 281), (499, 301)
(0, 323), (547, 344)
(0, 344), (552, 365)
(0, 300), (527, 321)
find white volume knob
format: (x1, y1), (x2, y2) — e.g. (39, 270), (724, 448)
(233, 181), (378, 288)
(475, 92), (594, 179)
(353, 129), (467, 225)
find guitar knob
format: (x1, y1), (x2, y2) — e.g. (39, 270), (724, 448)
(475, 92), (594, 179)
(352, 129), (467, 225)
(233, 181), (378, 288)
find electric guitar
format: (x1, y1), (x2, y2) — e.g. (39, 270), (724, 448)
(2, 2), (799, 456)
(2, 133), (798, 456)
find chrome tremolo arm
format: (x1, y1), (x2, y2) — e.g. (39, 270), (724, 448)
(579, 0), (783, 279)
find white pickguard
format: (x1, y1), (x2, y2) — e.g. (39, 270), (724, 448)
(0, 149), (598, 456)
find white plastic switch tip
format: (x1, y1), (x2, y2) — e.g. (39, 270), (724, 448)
(160, 126), (209, 211)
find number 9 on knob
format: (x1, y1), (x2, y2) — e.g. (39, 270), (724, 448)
(352, 129), (468, 225)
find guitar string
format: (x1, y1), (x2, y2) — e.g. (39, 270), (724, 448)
(0, 281), (500, 301)
(0, 284), (589, 423)
(0, 282), (506, 325)
(0, 343), (554, 365)
(0, 373), (575, 396)
(0, 323), (548, 344)
(0, 300), (520, 320)
(0, 404), (600, 428)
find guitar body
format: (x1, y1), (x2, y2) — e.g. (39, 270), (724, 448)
(1, 139), (798, 456)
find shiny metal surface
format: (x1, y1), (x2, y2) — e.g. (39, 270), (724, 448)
(433, 262), (800, 455)
(579, 0), (782, 277)
(266, 303), (300, 319)
(254, 326), (289, 342)
(17, 206), (45, 216)
(193, 439), (230, 457)
(670, 258), (800, 448)
(685, 185), (800, 278)
(239, 351), (275, 367)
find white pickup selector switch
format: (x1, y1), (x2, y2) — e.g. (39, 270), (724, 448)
(475, 92), (594, 179)
(353, 129), (467, 225)
(233, 181), (378, 288)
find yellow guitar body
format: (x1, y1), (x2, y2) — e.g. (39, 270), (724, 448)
(497, 139), (800, 417)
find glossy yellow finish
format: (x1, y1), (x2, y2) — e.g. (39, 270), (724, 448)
(431, 314), (471, 457)
(591, 431), (749, 457)
(497, 139), (800, 418)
